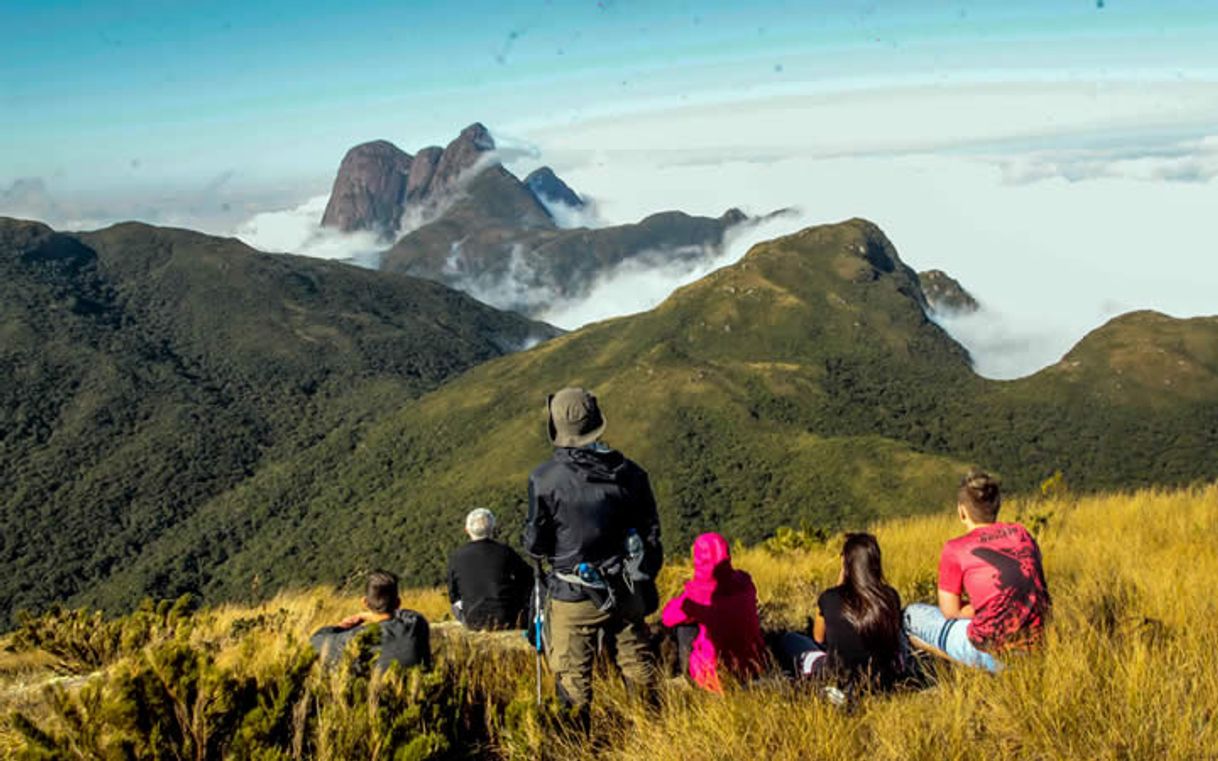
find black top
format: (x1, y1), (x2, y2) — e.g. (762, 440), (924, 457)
(447, 539), (532, 630)
(523, 446), (662, 604)
(817, 585), (904, 687)
(310, 609), (432, 672)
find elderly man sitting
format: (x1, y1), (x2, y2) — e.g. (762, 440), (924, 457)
(447, 508), (533, 630)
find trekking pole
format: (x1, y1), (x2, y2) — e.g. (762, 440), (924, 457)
(532, 560), (545, 707)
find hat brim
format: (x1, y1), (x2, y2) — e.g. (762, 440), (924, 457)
(547, 396), (607, 448)
(549, 419), (606, 448)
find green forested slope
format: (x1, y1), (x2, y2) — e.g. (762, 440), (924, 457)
(4, 217), (1216, 620)
(0, 218), (555, 621)
(83, 219), (1218, 611)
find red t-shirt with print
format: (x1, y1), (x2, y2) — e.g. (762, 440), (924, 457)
(938, 522), (1051, 649)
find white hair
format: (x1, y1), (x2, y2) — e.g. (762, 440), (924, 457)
(465, 508), (496, 540)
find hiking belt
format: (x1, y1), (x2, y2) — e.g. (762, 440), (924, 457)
(553, 570), (608, 589)
(552, 560), (625, 612)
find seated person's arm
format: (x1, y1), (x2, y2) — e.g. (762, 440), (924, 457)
(310, 624), (357, 665)
(937, 590), (974, 619)
(511, 550), (534, 597)
(415, 616), (433, 671)
(338, 612), (369, 628)
(661, 593), (694, 627)
(937, 546), (972, 619)
(447, 562), (460, 605)
(812, 614), (827, 645)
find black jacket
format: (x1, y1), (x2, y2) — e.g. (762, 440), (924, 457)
(524, 446), (662, 604)
(309, 609), (432, 671)
(447, 539), (533, 630)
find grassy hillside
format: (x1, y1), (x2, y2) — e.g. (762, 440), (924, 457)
(4, 484), (1216, 759)
(0, 217), (556, 622)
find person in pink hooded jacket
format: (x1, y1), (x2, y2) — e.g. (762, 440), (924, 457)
(661, 532), (767, 693)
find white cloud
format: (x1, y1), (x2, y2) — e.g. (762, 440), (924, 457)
(233, 195), (384, 268)
(442, 242), (554, 316)
(931, 308), (1077, 381)
(12, 79), (1214, 380)
(0, 173), (314, 235)
(998, 135), (1218, 185)
(533, 195), (607, 230)
(517, 80), (1218, 377)
(536, 212), (808, 329)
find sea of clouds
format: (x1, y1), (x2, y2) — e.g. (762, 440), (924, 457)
(513, 80), (1218, 379)
(5, 80), (1215, 380)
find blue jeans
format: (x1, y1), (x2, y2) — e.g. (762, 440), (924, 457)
(902, 603), (1000, 673)
(771, 632), (828, 678)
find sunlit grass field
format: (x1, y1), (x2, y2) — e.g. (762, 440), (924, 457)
(3, 484), (1216, 759)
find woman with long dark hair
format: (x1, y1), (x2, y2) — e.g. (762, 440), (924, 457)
(775, 532), (907, 691)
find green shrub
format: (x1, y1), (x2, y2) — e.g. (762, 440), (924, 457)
(10, 595), (198, 675)
(763, 525), (830, 555)
(8, 614), (547, 759)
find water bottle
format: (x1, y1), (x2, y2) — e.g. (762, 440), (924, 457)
(625, 528), (647, 581)
(625, 529), (643, 561)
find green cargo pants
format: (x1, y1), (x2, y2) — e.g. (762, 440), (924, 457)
(546, 589), (656, 710)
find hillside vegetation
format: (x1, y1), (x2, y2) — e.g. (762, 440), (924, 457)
(116, 218), (1218, 610)
(3, 215), (1217, 621)
(0, 218), (555, 622)
(3, 484), (1216, 759)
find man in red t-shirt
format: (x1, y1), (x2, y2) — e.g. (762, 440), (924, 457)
(903, 471), (1051, 672)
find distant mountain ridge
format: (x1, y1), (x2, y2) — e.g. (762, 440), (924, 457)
(383, 204), (760, 317)
(317, 123), (779, 317)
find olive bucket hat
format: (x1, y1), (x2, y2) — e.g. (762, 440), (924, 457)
(547, 387), (607, 448)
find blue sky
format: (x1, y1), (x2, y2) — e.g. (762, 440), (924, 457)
(3, 0), (1216, 192)
(3, 1), (1217, 381)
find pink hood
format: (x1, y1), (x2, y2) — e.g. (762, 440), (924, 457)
(662, 532), (766, 692)
(682, 532), (744, 604)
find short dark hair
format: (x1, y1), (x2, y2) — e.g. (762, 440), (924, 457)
(365, 570), (400, 614)
(958, 470), (1001, 523)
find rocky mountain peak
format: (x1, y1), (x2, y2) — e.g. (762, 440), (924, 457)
(321, 125), (504, 239)
(719, 208), (748, 226)
(405, 146), (443, 202)
(919, 269), (980, 315)
(319, 140), (412, 238)
(524, 166), (584, 209)
(428, 122), (497, 199)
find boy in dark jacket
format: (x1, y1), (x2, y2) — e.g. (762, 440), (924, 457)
(524, 387), (662, 717)
(310, 570), (431, 671)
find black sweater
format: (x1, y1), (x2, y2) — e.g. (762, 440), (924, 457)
(447, 539), (533, 630)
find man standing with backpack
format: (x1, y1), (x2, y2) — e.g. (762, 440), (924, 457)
(524, 387), (662, 723)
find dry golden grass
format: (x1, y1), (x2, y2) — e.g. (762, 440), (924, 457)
(568, 484), (1218, 761)
(3, 484), (1216, 759)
